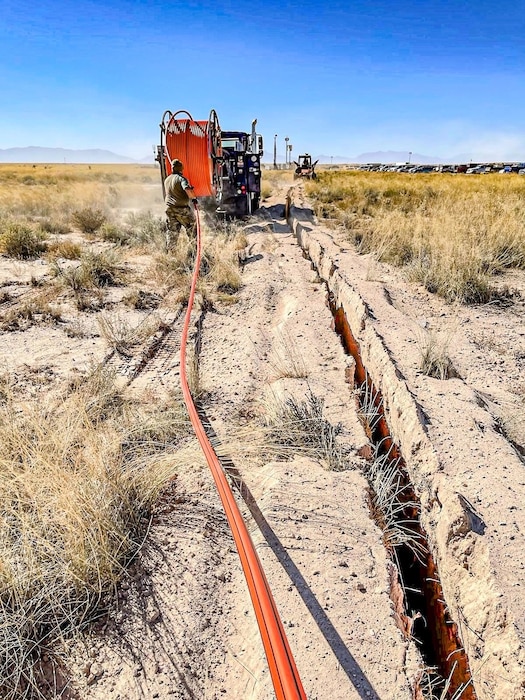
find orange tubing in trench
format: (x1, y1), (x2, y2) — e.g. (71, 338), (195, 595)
(179, 204), (307, 700)
(164, 112), (219, 197)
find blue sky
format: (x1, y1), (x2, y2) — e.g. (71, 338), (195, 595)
(1, 0), (524, 161)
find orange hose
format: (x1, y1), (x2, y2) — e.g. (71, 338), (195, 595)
(165, 115), (216, 197)
(179, 204), (307, 700)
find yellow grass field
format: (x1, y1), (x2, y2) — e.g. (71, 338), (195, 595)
(0, 163), (160, 222)
(306, 170), (525, 303)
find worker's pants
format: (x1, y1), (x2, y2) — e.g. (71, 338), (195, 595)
(165, 206), (197, 252)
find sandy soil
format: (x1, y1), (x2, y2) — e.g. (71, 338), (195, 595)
(2, 179), (525, 699)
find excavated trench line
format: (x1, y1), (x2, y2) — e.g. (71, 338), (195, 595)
(284, 199), (478, 699)
(332, 305), (475, 698)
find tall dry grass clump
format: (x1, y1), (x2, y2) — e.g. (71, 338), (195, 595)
(0, 369), (191, 697)
(71, 206), (106, 233)
(51, 249), (126, 309)
(307, 172), (525, 303)
(200, 222), (246, 297)
(263, 390), (349, 471)
(98, 312), (166, 356)
(151, 221), (246, 303)
(100, 211), (166, 248)
(0, 222), (48, 259)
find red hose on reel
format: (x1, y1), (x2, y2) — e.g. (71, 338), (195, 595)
(162, 109), (221, 198)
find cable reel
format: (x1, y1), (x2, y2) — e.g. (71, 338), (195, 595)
(157, 109), (222, 202)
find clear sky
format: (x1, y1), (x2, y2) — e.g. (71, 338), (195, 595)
(1, 0), (524, 161)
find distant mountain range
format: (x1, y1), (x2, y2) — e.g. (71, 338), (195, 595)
(0, 146), (518, 166)
(0, 146), (153, 164)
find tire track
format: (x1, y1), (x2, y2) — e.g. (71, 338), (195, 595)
(103, 307), (185, 393)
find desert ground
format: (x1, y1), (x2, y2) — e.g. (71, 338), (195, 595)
(0, 166), (524, 700)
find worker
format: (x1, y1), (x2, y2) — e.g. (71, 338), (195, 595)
(164, 158), (198, 253)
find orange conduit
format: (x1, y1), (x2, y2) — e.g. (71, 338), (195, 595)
(179, 204), (307, 700)
(165, 112), (217, 197)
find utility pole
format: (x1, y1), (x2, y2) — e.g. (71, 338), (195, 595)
(285, 136), (289, 166)
(273, 134), (277, 169)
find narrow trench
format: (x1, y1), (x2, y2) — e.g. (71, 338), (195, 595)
(330, 304), (477, 699)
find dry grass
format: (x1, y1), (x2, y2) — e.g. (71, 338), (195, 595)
(0, 164), (159, 222)
(0, 299), (62, 332)
(418, 329), (458, 380)
(122, 210), (166, 248)
(366, 446), (426, 559)
(356, 376), (426, 558)
(306, 171), (525, 304)
(51, 249), (126, 309)
(0, 164), (253, 697)
(200, 222), (245, 296)
(122, 288), (162, 310)
(0, 368), (193, 697)
(202, 389), (350, 474)
(99, 211), (166, 249)
(261, 169), (294, 200)
(268, 328), (309, 379)
(0, 222), (48, 259)
(97, 312), (166, 357)
(38, 216), (71, 236)
(263, 389), (349, 471)
(71, 207), (106, 234)
(417, 662), (474, 700)
(150, 221), (245, 304)
(45, 239), (82, 260)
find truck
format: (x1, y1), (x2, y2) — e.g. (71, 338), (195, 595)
(156, 110), (263, 219)
(218, 119), (264, 217)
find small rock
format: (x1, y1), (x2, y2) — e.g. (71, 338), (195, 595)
(86, 663), (104, 685)
(148, 609), (161, 625)
(90, 663), (103, 678)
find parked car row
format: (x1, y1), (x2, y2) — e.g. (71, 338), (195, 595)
(357, 162), (525, 174)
